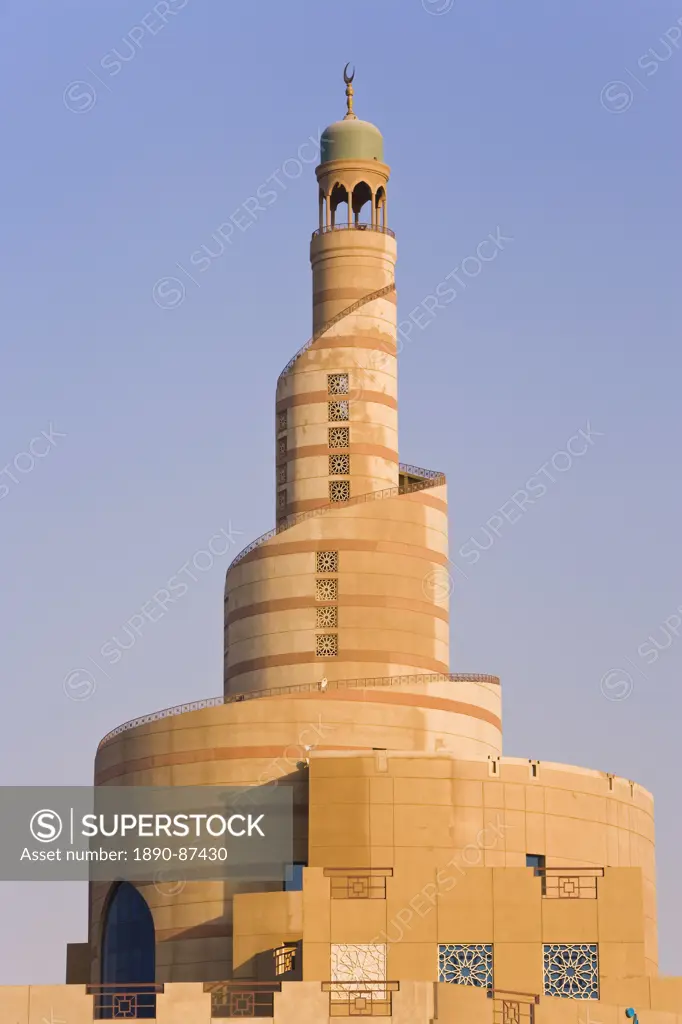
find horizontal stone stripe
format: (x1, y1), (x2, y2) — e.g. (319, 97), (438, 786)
(96, 744), (370, 785)
(226, 649), (451, 680)
(282, 688), (501, 730)
(95, 693), (501, 784)
(285, 443), (398, 464)
(311, 335), (397, 354)
(285, 494), (400, 515)
(156, 922), (233, 942)
(405, 492), (447, 513)
(276, 390), (398, 414)
(226, 594), (450, 627)
(313, 287), (397, 305)
(237, 537), (449, 570)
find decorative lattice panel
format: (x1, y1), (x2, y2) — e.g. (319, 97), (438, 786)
(327, 373), (350, 396)
(316, 551), (339, 573)
(331, 944), (387, 986)
(438, 944), (493, 988)
(277, 491), (286, 510)
(329, 454), (350, 476)
(277, 465), (286, 485)
(543, 944), (599, 999)
(316, 579), (338, 602)
(277, 437), (287, 457)
(328, 401), (350, 422)
(329, 480), (350, 502)
(328, 426), (350, 449)
(316, 606), (338, 628)
(277, 411), (287, 433)
(316, 634), (338, 657)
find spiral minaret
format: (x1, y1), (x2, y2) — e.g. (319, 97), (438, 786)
(90, 71), (503, 984)
(222, 72), (501, 757)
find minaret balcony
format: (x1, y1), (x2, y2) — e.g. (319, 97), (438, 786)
(312, 221), (395, 239)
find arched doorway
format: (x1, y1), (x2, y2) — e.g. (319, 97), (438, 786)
(101, 882), (156, 1018)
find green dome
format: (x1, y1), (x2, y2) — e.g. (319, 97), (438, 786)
(320, 118), (384, 163)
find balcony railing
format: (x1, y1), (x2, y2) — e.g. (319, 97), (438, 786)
(324, 867), (393, 899)
(87, 983), (163, 1019)
(488, 988), (540, 1024)
(322, 981), (399, 1017)
(312, 222), (396, 239)
(398, 462), (444, 480)
(204, 981), (281, 1018)
(97, 672), (500, 748)
(539, 867), (604, 899)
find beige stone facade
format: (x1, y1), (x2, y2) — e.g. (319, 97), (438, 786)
(4, 72), (677, 1022)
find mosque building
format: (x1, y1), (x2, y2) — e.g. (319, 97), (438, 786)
(4, 68), (682, 1024)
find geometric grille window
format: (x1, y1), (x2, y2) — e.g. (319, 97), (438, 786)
(277, 491), (286, 510)
(438, 944), (493, 988)
(316, 551), (339, 574)
(328, 401), (350, 422)
(316, 633), (338, 657)
(316, 606), (338, 628)
(329, 480), (350, 502)
(316, 579), (338, 602)
(328, 373), (349, 396)
(277, 437), (287, 457)
(329, 454), (350, 475)
(277, 411), (287, 433)
(328, 427), (350, 449)
(277, 465), (287, 485)
(543, 945), (599, 999)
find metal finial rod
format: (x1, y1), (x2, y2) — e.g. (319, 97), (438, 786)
(343, 62), (356, 119)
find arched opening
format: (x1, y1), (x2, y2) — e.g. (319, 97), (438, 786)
(101, 882), (156, 1018)
(375, 186), (387, 229)
(352, 181), (373, 227)
(330, 182), (350, 228)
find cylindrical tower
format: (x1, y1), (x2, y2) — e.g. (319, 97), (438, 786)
(276, 70), (398, 522)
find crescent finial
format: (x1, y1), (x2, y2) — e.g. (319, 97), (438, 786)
(343, 62), (355, 85)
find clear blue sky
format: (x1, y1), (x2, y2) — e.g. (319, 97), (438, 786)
(1, 0), (681, 983)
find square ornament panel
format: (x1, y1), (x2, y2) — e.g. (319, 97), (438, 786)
(438, 944), (493, 988)
(315, 634), (338, 657)
(331, 943), (387, 984)
(328, 426), (350, 449)
(543, 944), (599, 999)
(315, 551), (338, 573)
(329, 480), (350, 503)
(327, 373), (349, 396)
(328, 401), (350, 422)
(315, 578), (338, 602)
(329, 453), (350, 476)
(316, 606), (338, 628)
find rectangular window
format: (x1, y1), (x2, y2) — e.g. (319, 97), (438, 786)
(284, 863), (305, 891)
(527, 853), (546, 894)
